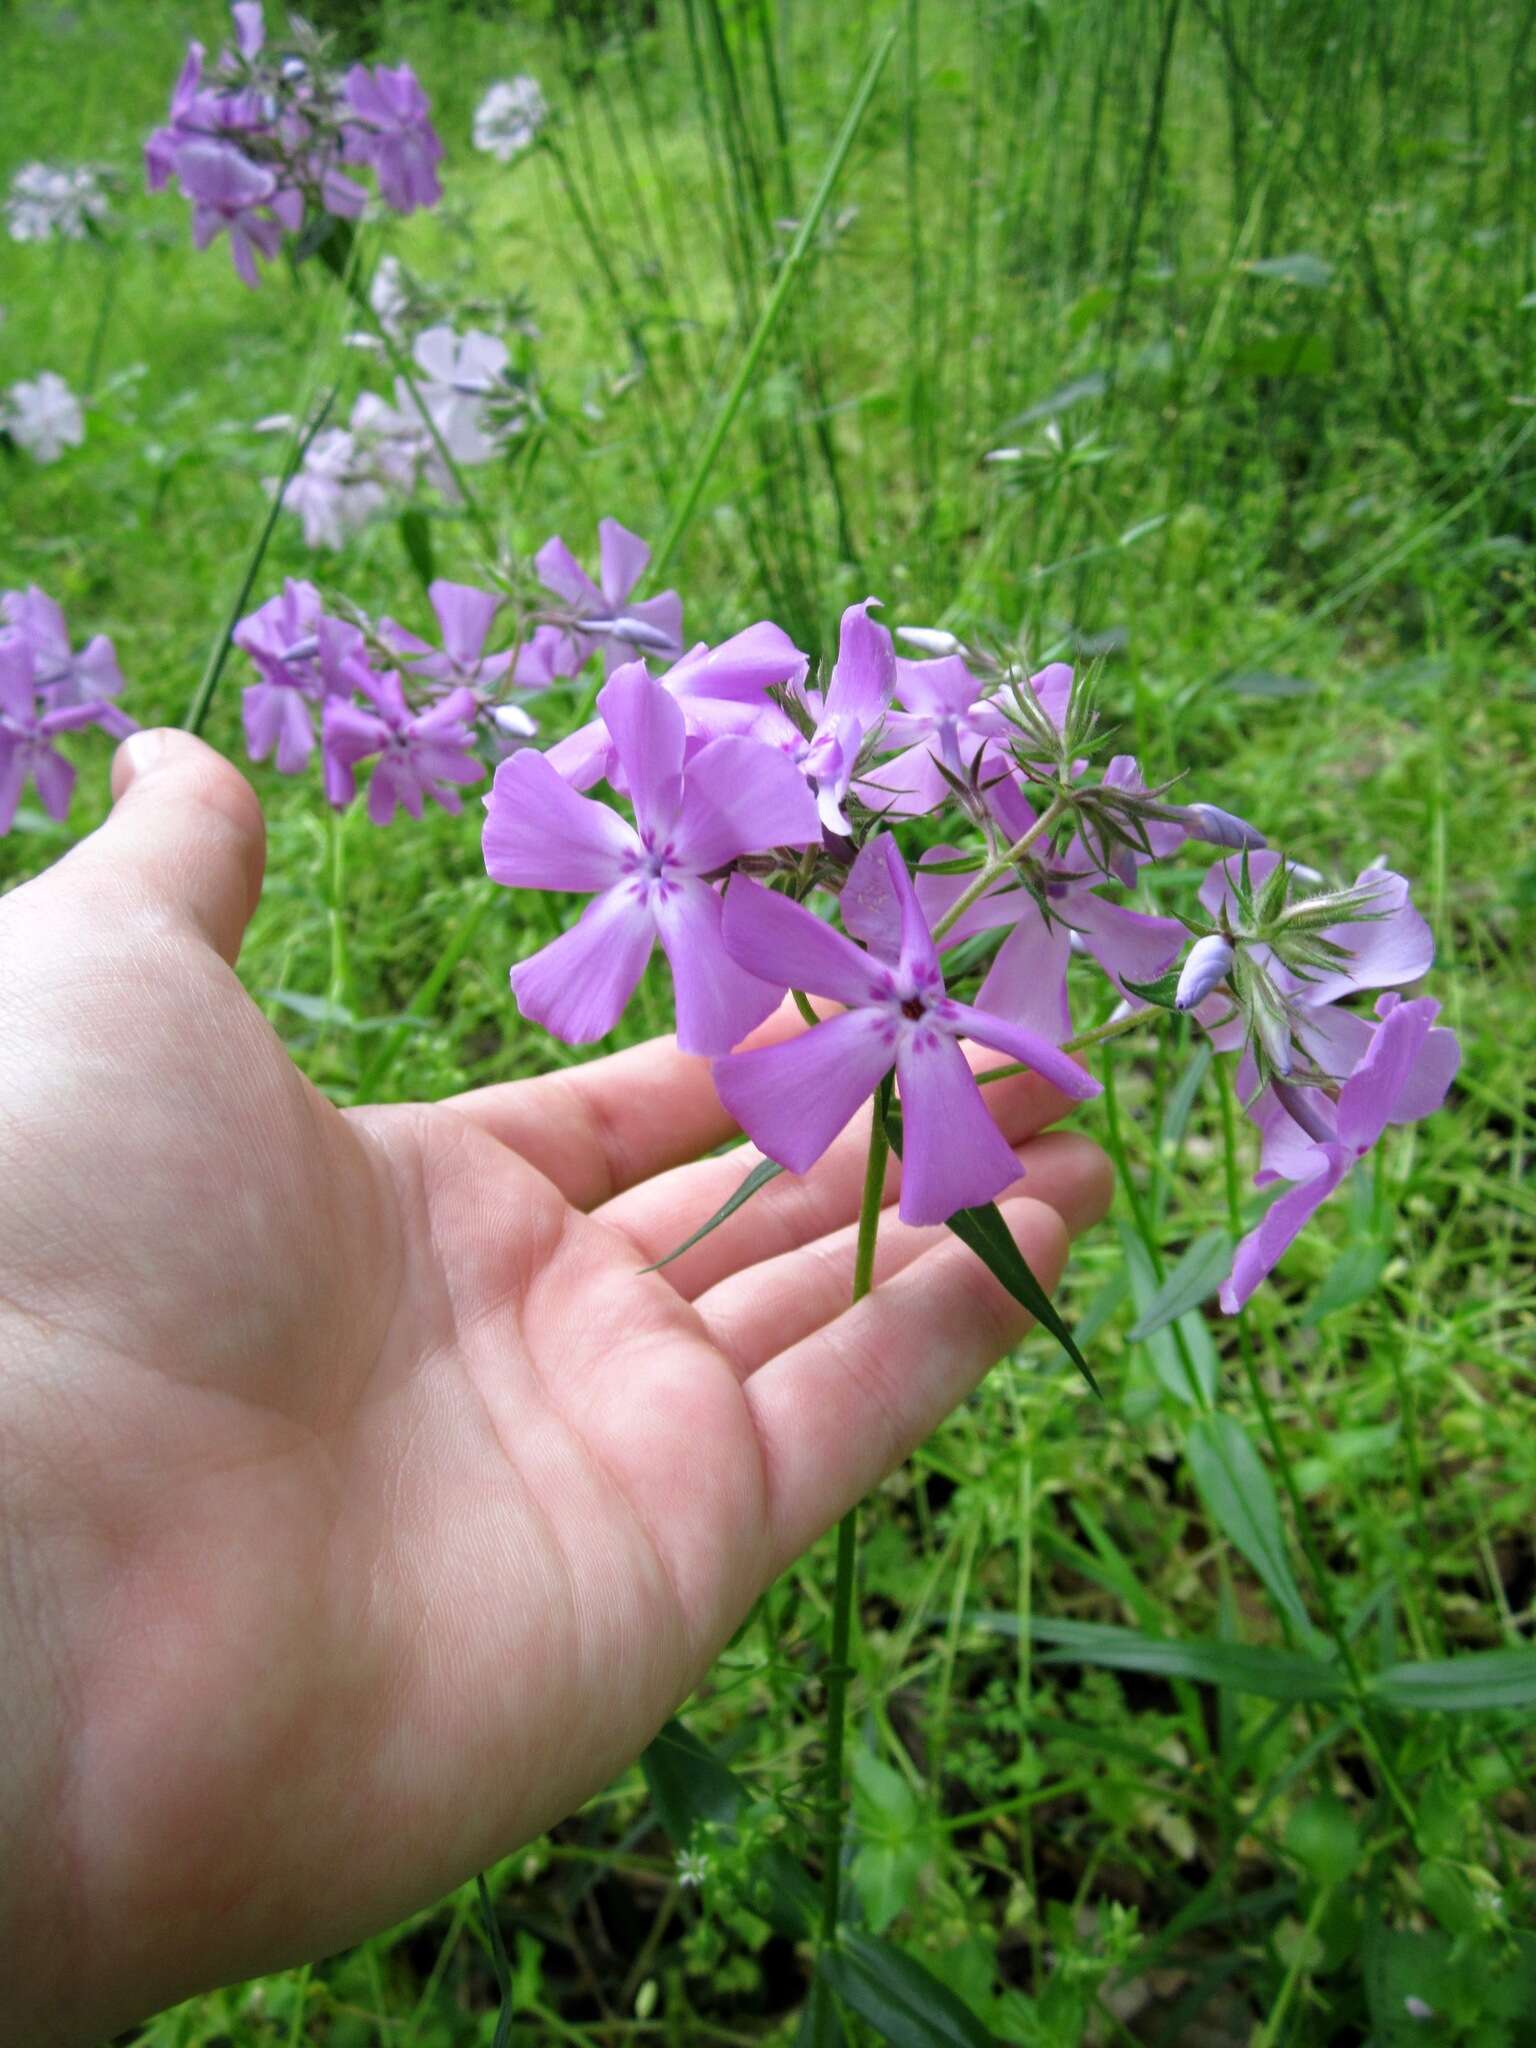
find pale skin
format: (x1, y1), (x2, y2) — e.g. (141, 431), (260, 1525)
(0, 730), (1111, 2044)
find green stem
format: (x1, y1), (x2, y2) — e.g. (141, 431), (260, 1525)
(818, 1089), (891, 1944)
(647, 25), (897, 586)
(976, 1000), (1157, 1086)
(183, 388), (339, 735)
(929, 792), (1067, 942)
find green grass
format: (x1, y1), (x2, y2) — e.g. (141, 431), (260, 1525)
(4, 0), (1536, 2041)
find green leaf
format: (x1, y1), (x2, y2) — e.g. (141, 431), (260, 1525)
(1120, 968), (1183, 1009)
(642, 1158), (785, 1272)
(1370, 1648), (1536, 1714)
(399, 507), (435, 593)
(1300, 1241), (1390, 1325)
(882, 1107), (1097, 1394)
(1127, 1230), (1233, 1340)
(1185, 1414), (1314, 1643)
(817, 1933), (997, 2048)
(1364, 1922), (1536, 2042)
(1225, 669), (1317, 699)
(1159, 1042), (1212, 1154)
(1020, 1618), (1346, 1703)
(1245, 251), (1335, 289)
(852, 1751), (927, 1933)
(1119, 1228), (1217, 1409)
(640, 1718), (745, 1840)
(1286, 1794), (1360, 1885)
(795, 1977), (850, 2047)
(1226, 332), (1334, 379)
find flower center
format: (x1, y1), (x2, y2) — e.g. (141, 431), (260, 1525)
(900, 995), (926, 1022)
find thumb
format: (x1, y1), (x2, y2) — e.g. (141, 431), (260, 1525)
(67, 729), (268, 967)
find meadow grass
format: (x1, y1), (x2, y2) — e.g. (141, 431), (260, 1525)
(3, 0), (1535, 2041)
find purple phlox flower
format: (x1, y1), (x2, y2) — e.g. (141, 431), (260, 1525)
(482, 665), (820, 1052)
(380, 580), (536, 739)
(233, 577), (332, 772)
(1220, 993), (1457, 1311)
(0, 637), (114, 835)
(401, 326), (512, 469)
(856, 652), (1011, 816)
(2, 586), (132, 737)
(174, 138), (293, 287)
(542, 620), (807, 790)
(1192, 850), (1437, 1070)
(322, 666), (482, 826)
(787, 597), (895, 835)
(342, 63), (443, 215)
(914, 770), (1186, 1035)
(145, 43), (207, 191)
(521, 518), (685, 682)
(711, 835), (1100, 1226)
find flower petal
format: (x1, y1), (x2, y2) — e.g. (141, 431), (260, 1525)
(534, 534), (603, 614)
(482, 748), (637, 891)
(895, 1030), (1023, 1225)
(720, 875), (883, 1006)
(1070, 893), (1187, 997)
(711, 1008), (896, 1175)
(653, 878), (785, 1054)
(1219, 1147), (1351, 1311)
(974, 912), (1073, 1044)
(1305, 867), (1435, 1002)
(597, 517), (651, 605)
(509, 884), (656, 1045)
(673, 735), (820, 872)
(597, 664), (687, 839)
(430, 579), (499, 665)
(665, 622), (808, 701)
(945, 997), (1100, 1101)
(823, 597), (895, 726)
(1335, 994), (1438, 1155)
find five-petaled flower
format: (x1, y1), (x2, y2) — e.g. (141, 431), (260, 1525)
(323, 667), (483, 826)
(711, 835), (1101, 1226)
(483, 665), (820, 1051)
(515, 520), (684, 686)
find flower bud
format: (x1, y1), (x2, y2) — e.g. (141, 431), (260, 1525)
(896, 625), (964, 657)
(1174, 933), (1235, 1011)
(589, 615), (678, 654)
(1272, 1080), (1336, 1146)
(1183, 802), (1267, 850)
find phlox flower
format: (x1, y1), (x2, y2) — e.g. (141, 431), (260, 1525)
(174, 138), (298, 288)
(473, 77), (547, 162)
(400, 326), (516, 469)
(4, 371), (85, 464)
(1220, 993), (1458, 1309)
(780, 598), (895, 835)
(857, 652), (1011, 815)
(342, 64), (444, 215)
(277, 394), (422, 548)
(0, 638), (118, 834)
(233, 578), (336, 772)
(6, 162), (111, 243)
(544, 621), (808, 789)
(1, 586), (131, 736)
(482, 665), (820, 1051)
(322, 667), (483, 826)
(913, 768), (1187, 1040)
(380, 580), (536, 738)
(517, 519), (684, 683)
(710, 836), (1100, 1226)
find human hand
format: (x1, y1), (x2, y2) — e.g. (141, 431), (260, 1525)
(0, 732), (1111, 2044)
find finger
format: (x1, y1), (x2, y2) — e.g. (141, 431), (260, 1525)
(50, 730), (266, 967)
(601, 1061), (1084, 1298)
(697, 1134), (1112, 1375)
(746, 1201), (1081, 1576)
(445, 996), (815, 1209)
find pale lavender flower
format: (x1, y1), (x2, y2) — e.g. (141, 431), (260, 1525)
(342, 64), (444, 215)
(473, 77), (547, 162)
(400, 326), (515, 468)
(1, 586), (131, 736)
(789, 598), (895, 835)
(914, 769), (1186, 1039)
(277, 393), (422, 548)
(858, 652), (1010, 815)
(519, 519), (684, 683)
(544, 621), (807, 789)
(482, 665), (820, 1051)
(380, 581), (537, 737)
(6, 162), (111, 243)
(4, 371), (84, 463)
(233, 578), (332, 772)
(1220, 994), (1457, 1310)
(0, 637), (118, 834)
(322, 668), (483, 825)
(711, 835), (1100, 1226)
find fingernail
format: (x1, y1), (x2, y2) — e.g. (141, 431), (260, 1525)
(117, 729), (172, 788)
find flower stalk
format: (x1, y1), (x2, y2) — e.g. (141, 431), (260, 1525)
(929, 790), (1067, 942)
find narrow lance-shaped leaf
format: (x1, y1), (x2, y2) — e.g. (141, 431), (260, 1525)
(642, 1157), (785, 1272)
(1186, 1413), (1315, 1645)
(1127, 1228), (1234, 1340)
(817, 1932), (997, 2048)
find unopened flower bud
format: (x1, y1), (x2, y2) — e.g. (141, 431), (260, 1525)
(491, 702), (538, 738)
(1174, 933), (1234, 1010)
(587, 615), (677, 654)
(1184, 802), (1266, 851)
(896, 626), (964, 657)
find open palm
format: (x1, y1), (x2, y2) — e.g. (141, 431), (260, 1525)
(0, 733), (1109, 2044)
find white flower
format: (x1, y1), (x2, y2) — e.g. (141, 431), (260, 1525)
(6, 162), (110, 243)
(675, 1848), (711, 1889)
(399, 325), (512, 466)
(278, 397), (424, 550)
(473, 77), (547, 163)
(4, 372), (85, 463)
(369, 254), (410, 341)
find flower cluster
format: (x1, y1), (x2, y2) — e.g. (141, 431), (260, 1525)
(0, 588), (134, 834)
(273, 324), (528, 548)
(146, 2), (442, 289)
(5, 161), (112, 244)
(461, 566), (1459, 1296)
(2, 373), (85, 466)
(473, 77), (547, 164)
